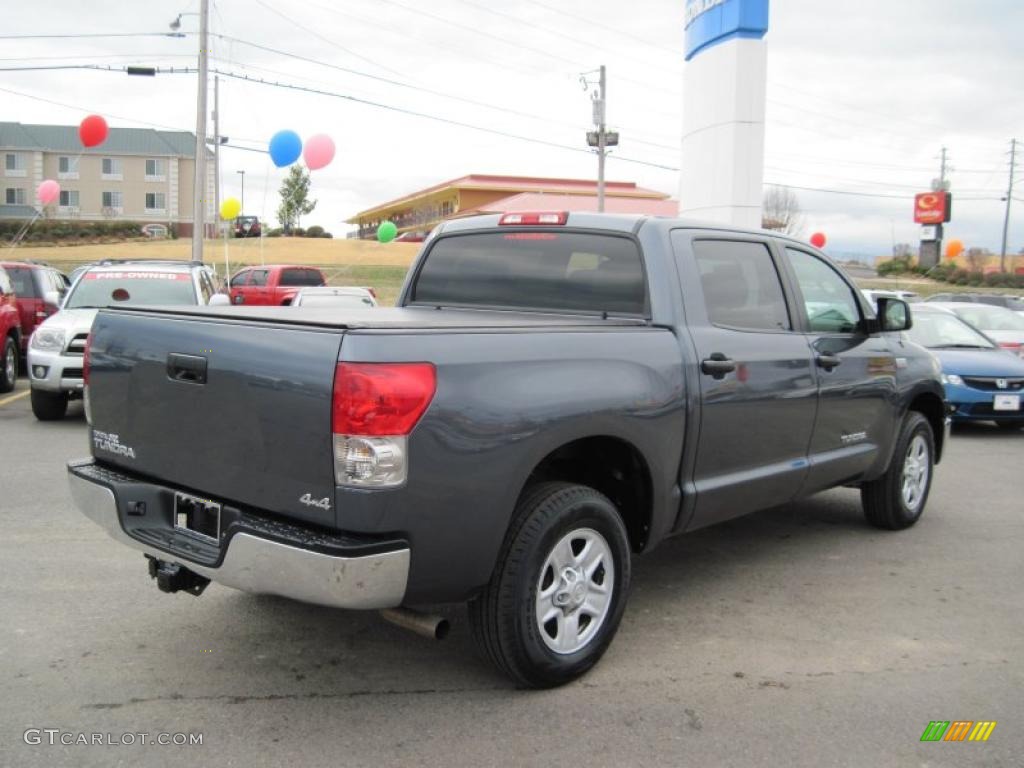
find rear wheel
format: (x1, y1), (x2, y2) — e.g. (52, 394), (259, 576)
(861, 412), (934, 530)
(0, 336), (17, 393)
(31, 388), (69, 421)
(469, 482), (631, 688)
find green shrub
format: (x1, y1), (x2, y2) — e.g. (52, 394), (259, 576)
(305, 225), (325, 238)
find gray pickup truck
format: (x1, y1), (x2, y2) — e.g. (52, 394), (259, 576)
(69, 212), (948, 687)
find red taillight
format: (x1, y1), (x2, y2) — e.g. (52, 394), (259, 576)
(83, 334), (91, 385)
(332, 362), (436, 436)
(498, 211), (568, 225)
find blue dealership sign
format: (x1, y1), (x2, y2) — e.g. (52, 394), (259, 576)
(684, 0), (769, 60)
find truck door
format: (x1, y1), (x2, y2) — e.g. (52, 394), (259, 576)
(672, 233), (819, 530)
(779, 246), (899, 492)
(244, 268), (271, 305)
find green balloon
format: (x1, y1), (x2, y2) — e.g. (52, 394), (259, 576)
(377, 221), (398, 243)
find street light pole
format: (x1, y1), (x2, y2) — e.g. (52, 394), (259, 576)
(237, 170), (245, 213)
(190, 0), (210, 262)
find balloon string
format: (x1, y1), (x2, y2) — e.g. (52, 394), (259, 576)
(6, 210), (42, 249)
(260, 155), (271, 267)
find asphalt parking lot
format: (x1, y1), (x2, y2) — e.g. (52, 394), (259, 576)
(1, 374), (1021, 767)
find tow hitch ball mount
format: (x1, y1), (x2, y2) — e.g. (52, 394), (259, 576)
(146, 556), (211, 596)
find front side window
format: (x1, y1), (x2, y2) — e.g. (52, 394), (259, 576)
(229, 270), (250, 287)
(249, 270), (269, 287)
(691, 239), (790, 331)
(785, 248), (861, 334)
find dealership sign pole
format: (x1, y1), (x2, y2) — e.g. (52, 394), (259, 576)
(679, 0), (770, 228)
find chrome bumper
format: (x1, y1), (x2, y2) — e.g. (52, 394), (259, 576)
(68, 466), (410, 610)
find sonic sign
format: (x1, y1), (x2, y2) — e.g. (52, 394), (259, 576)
(914, 191), (952, 225)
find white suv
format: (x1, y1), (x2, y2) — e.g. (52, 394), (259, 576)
(28, 261), (219, 420)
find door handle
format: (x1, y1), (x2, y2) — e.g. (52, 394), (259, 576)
(167, 353), (208, 385)
(816, 353), (842, 370)
(701, 353), (736, 379)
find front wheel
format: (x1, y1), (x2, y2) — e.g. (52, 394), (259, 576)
(0, 336), (17, 393)
(861, 412), (934, 530)
(469, 482), (632, 688)
(31, 388), (69, 421)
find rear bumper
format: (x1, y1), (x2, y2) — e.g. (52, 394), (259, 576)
(67, 460), (410, 609)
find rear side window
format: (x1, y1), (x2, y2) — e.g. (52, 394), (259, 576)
(5, 267), (37, 298)
(280, 268), (323, 286)
(691, 240), (790, 331)
(249, 270), (269, 287)
(411, 232), (646, 315)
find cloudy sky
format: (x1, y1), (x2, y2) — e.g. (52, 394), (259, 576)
(3, 0), (1022, 257)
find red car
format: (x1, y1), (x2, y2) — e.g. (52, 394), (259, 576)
(0, 261), (68, 353)
(0, 266), (22, 392)
(228, 265), (326, 306)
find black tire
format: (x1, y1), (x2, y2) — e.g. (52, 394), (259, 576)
(0, 336), (16, 393)
(31, 388), (69, 421)
(861, 412), (934, 530)
(469, 482), (632, 688)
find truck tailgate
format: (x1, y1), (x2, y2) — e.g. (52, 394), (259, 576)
(87, 309), (342, 525)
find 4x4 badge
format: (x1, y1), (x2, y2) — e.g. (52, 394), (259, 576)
(299, 493), (331, 510)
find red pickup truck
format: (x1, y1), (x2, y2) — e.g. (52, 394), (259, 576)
(228, 265), (326, 306)
(0, 266), (22, 392)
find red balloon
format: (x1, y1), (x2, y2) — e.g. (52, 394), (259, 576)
(810, 232), (826, 248)
(79, 114), (108, 148)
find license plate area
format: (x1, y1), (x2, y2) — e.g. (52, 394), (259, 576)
(994, 394), (1020, 411)
(173, 492), (221, 542)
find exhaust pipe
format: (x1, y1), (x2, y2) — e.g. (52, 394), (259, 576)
(379, 608), (450, 640)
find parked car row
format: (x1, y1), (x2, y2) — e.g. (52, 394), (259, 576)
(925, 292), (1024, 315)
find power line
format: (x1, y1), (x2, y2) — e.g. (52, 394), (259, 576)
(0, 31), (185, 40)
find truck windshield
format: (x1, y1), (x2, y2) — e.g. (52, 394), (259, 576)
(410, 232), (646, 315)
(65, 270), (197, 308)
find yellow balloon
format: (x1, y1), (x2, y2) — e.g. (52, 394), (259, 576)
(220, 197), (241, 221)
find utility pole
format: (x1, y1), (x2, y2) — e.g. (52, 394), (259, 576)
(582, 65), (617, 213)
(938, 146), (949, 189)
(213, 73), (220, 239)
(596, 65), (606, 212)
(1000, 138), (1017, 272)
(190, 0), (209, 262)
(237, 170), (245, 213)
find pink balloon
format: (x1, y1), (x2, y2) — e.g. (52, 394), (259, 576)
(37, 179), (61, 206)
(303, 134), (335, 171)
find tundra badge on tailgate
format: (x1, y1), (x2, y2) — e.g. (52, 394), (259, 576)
(92, 430), (137, 459)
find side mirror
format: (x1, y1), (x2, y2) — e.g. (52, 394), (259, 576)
(207, 293), (231, 307)
(877, 297), (912, 332)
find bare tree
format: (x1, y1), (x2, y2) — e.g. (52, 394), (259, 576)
(892, 242), (914, 259)
(964, 247), (990, 272)
(762, 185), (803, 235)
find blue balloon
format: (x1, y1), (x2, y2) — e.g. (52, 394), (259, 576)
(268, 130), (302, 168)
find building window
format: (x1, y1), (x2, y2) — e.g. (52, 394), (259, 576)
(59, 190), (80, 208)
(101, 157), (123, 180)
(102, 190), (123, 210)
(57, 156), (80, 179)
(145, 192), (166, 213)
(4, 153), (27, 177)
(144, 158), (166, 180)
(5, 188), (27, 205)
